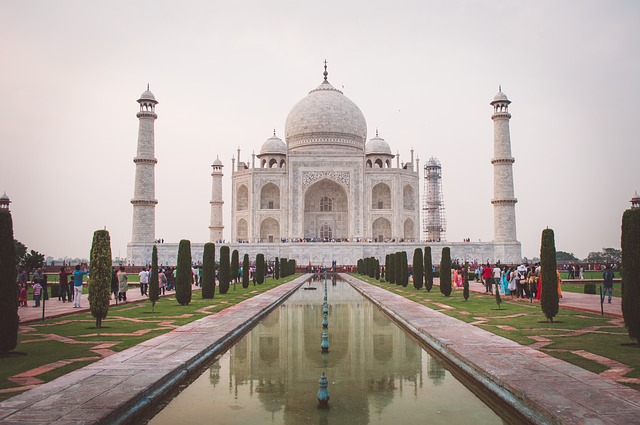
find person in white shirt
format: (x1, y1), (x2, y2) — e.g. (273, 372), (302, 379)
(492, 265), (501, 294)
(139, 267), (150, 296)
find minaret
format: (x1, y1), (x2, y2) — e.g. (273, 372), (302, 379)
(131, 85), (158, 243)
(490, 86), (518, 242)
(209, 156), (224, 242)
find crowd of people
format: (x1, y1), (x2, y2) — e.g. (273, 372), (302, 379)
(475, 263), (562, 300)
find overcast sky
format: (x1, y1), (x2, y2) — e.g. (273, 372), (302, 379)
(1, 0), (638, 261)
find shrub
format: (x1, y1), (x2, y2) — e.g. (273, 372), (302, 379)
(201, 242), (216, 299)
(256, 253), (265, 284)
(175, 240), (193, 305)
(375, 258), (380, 280)
(0, 208), (18, 354)
(395, 251), (402, 286)
(413, 248), (424, 290)
(280, 258), (288, 278)
(622, 208), (640, 344)
(89, 230), (112, 328)
(388, 253), (396, 284)
(275, 257), (280, 280)
(231, 249), (239, 284)
(540, 229), (559, 322)
(463, 263), (469, 301)
(440, 247), (452, 296)
(242, 254), (250, 288)
(219, 246), (230, 294)
(148, 245), (159, 311)
(584, 283), (597, 294)
(400, 251), (409, 287)
(424, 247), (433, 292)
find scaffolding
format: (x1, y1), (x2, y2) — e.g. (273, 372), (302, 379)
(423, 157), (446, 242)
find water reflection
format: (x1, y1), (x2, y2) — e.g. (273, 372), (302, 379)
(149, 277), (503, 425)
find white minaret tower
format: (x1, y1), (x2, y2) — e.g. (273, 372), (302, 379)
(423, 157), (446, 242)
(490, 86), (518, 242)
(131, 85), (158, 243)
(209, 156), (224, 242)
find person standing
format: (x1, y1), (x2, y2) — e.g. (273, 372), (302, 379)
(58, 266), (71, 302)
(603, 264), (614, 303)
(33, 268), (48, 302)
(110, 267), (119, 301)
(482, 263), (493, 294)
(139, 267), (149, 296)
(32, 279), (42, 307)
(117, 266), (128, 302)
(72, 265), (89, 308)
(492, 264), (501, 295)
(19, 283), (28, 307)
(158, 268), (167, 296)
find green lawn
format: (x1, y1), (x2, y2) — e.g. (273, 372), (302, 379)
(1, 275), (299, 401)
(560, 282), (622, 297)
(354, 274), (640, 391)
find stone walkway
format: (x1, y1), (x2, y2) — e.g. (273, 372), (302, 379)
(18, 285), (184, 324)
(1, 275), (637, 424)
(343, 275), (640, 425)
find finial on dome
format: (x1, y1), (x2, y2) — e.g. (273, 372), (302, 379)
(147, 83), (149, 91)
(273, 127), (276, 136)
(499, 84), (502, 92)
(323, 59), (328, 81)
(376, 128), (378, 137)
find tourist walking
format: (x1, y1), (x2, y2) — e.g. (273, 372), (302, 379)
(73, 265), (89, 308)
(482, 263), (493, 294)
(33, 268), (48, 301)
(603, 265), (614, 303)
(158, 268), (167, 295)
(118, 266), (128, 302)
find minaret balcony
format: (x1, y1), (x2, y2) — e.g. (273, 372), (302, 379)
(131, 199), (158, 206)
(133, 157), (158, 164)
(491, 198), (518, 205)
(490, 157), (515, 165)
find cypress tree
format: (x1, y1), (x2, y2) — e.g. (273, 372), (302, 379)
(357, 259), (363, 274)
(388, 253), (396, 284)
(256, 253), (265, 284)
(413, 248), (424, 290)
(242, 254), (250, 288)
(369, 257), (376, 278)
(219, 246), (230, 294)
(89, 230), (112, 328)
(201, 242), (216, 299)
(425, 247), (434, 292)
(375, 258), (380, 280)
(292, 259), (296, 275)
(395, 252), (402, 285)
(275, 257), (280, 279)
(0, 207), (18, 354)
(540, 228), (559, 322)
(280, 258), (287, 278)
(401, 251), (409, 287)
(175, 240), (192, 305)
(622, 208), (640, 344)
(463, 262), (470, 301)
(440, 247), (452, 296)
(148, 245), (159, 312)
(231, 249), (239, 284)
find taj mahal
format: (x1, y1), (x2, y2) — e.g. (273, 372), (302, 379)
(127, 65), (521, 266)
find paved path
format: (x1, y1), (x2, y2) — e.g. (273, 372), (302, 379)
(466, 279), (622, 317)
(344, 274), (640, 425)
(0, 276), (307, 424)
(18, 286), (195, 324)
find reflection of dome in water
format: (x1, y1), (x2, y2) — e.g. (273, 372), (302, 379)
(427, 356), (446, 386)
(285, 72), (367, 153)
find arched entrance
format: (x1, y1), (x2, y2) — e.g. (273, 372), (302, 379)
(304, 178), (348, 241)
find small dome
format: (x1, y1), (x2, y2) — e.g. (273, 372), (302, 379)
(492, 87), (510, 103)
(138, 87), (157, 103)
(212, 156), (223, 167)
(260, 134), (287, 155)
(0, 192), (9, 201)
(365, 135), (392, 155)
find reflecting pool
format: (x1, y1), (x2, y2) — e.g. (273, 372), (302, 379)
(148, 277), (505, 425)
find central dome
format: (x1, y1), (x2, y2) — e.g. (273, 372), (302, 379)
(285, 79), (367, 152)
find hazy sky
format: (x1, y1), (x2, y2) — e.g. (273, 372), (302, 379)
(1, 1), (638, 261)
